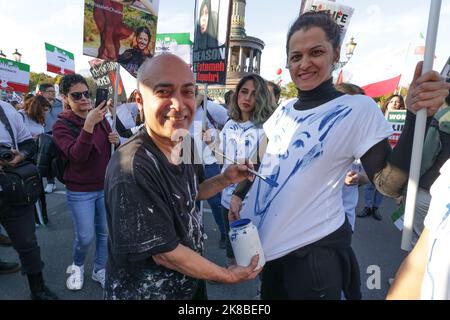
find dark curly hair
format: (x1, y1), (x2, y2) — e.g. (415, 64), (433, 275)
(59, 74), (89, 95)
(59, 74), (89, 110)
(286, 11), (341, 60)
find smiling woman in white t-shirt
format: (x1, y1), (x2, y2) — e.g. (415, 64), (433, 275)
(229, 11), (450, 300)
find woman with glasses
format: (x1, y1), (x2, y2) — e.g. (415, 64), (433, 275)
(229, 11), (450, 299)
(52, 74), (120, 291)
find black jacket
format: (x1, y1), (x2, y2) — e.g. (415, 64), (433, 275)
(35, 133), (57, 177)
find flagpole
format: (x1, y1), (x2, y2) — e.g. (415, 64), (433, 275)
(111, 63), (120, 155)
(401, 0), (442, 251)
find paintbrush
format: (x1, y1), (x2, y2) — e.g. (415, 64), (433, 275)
(213, 150), (279, 188)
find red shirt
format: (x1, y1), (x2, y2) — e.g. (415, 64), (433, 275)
(53, 110), (112, 191)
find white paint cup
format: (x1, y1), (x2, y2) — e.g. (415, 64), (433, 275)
(229, 219), (265, 270)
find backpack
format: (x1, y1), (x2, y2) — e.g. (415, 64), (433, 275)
(51, 119), (81, 184)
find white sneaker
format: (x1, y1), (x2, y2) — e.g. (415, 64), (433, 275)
(66, 264), (84, 290)
(92, 268), (106, 289)
(44, 183), (56, 194)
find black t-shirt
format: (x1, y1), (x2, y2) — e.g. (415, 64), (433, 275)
(104, 128), (205, 300)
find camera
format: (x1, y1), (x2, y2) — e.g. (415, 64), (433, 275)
(0, 144), (14, 162)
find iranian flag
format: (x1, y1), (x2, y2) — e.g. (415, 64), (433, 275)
(155, 33), (192, 65)
(45, 42), (75, 75)
(0, 57), (30, 93)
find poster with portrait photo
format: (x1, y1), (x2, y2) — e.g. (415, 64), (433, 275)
(193, 0), (232, 85)
(83, 0), (158, 78)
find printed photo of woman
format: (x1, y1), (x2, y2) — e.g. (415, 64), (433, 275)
(118, 26), (153, 77)
(194, 0), (219, 50)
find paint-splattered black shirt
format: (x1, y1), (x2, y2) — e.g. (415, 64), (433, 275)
(104, 128), (205, 300)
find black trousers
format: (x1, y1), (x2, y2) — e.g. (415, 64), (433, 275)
(260, 219), (359, 300)
(192, 280), (208, 300)
(261, 246), (344, 300)
(0, 198), (44, 275)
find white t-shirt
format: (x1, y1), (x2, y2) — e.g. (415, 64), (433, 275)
(421, 159), (450, 300)
(240, 95), (393, 261)
(189, 100), (228, 165)
(218, 119), (265, 209)
(0, 100), (32, 148)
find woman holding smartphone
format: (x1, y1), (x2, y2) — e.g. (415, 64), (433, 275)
(52, 74), (119, 291)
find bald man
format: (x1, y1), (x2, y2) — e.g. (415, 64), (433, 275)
(104, 54), (260, 300)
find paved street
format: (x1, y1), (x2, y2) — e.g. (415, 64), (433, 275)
(0, 182), (407, 300)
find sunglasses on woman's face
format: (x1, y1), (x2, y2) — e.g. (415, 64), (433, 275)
(70, 91), (90, 101)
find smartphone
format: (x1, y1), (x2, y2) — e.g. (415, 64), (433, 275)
(95, 88), (109, 108)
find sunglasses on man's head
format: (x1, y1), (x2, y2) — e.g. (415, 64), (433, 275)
(70, 91), (90, 100)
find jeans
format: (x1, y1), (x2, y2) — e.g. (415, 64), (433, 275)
(66, 190), (108, 272)
(204, 163), (225, 236)
(0, 201), (44, 275)
(364, 183), (384, 208)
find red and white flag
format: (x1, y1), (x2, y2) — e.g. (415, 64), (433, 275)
(0, 57), (30, 93)
(45, 42), (75, 75)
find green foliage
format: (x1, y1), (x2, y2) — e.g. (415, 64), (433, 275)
(123, 6), (156, 31)
(29, 72), (56, 92)
(280, 82), (298, 99)
(83, 0), (98, 42)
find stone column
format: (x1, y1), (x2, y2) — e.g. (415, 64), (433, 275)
(231, 0), (247, 37)
(248, 49), (254, 72)
(239, 47), (245, 72)
(228, 47), (233, 71)
(256, 50), (262, 74)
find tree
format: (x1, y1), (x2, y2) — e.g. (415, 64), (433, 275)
(29, 72), (56, 93)
(280, 82), (298, 99)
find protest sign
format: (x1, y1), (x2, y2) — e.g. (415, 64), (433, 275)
(155, 33), (192, 65)
(301, 0), (354, 45)
(0, 57), (30, 93)
(89, 59), (127, 102)
(391, 204), (405, 231)
(83, 0), (158, 77)
(193, 0), (232, 85)
(45, 42), (75, 75)
(386, 109), (407, 149)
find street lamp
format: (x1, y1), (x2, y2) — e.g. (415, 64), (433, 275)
(12, 49), (22, 62)
(337, 37), (357, 68)
(0, 50), (6, 59)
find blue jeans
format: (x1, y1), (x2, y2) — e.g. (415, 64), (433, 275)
(364, 183), (384, 208)
(66, 190), (108, 272)
(204, 163), (226, 236)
